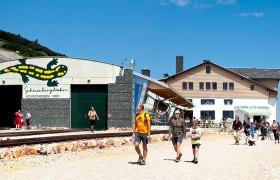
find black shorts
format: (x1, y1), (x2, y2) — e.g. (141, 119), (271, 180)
(90, 120), (96, 126)
(192, 144), (201, 149)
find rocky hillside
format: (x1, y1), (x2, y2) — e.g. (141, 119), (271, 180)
(0, 30), (66, 62)
(0, 48), (22, 62)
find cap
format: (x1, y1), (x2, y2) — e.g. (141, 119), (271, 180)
(175, 110), (180, 114)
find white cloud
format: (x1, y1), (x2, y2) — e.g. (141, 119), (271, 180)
(159, 0), (235, 8)
(170, 0), (191, 6)
(192, 2), (213, 9)
(238, 12), (264, 18)
(216, 0), (236, 5)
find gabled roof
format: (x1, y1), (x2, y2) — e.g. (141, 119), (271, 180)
(227, 68), (280, 79)
(160, 60), (277, 92)
(133, 71), (194, 108)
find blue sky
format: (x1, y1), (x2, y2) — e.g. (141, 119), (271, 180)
(1, 0), (280, 117)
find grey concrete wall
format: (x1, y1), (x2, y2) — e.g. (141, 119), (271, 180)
(21, 98), (70, 128)
(107, 69), (133, 128)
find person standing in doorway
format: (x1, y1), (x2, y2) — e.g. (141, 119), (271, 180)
(88, 106), (99, 132)
(232, 115), (242, 145)
(25, 111), (32, 129)
(132, 103), (151, 165)
(168, 109), (186, 162)
(14, 110), (22, 130)
(190, 119), (202, 164)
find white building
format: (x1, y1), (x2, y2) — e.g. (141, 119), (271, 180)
(161, 56), (280, 125)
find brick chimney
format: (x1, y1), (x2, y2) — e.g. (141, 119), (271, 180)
(176, 56), (183, 73)
(141, 67), (150, 77)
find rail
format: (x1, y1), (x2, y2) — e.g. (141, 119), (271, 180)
(0, 130), (168, 147)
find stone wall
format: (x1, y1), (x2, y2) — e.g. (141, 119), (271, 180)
(21, 99), (70, 128)
(107, 69), (133, 128)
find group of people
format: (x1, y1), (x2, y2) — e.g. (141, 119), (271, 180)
(14, 110), (32, 129)
(132, 103), (201, 165)
(232, 115), (280, 145)
(87, 104), (279, 166)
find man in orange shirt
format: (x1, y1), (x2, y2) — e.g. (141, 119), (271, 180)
(132, 103), (151, 165)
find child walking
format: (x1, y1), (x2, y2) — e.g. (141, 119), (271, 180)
(190, 120), (202, 164)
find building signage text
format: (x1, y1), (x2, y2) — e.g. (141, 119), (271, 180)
(23, 85), (70, 98)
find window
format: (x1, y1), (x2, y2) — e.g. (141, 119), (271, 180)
(206, 66), (211, 74)
(229, 83), (234, 91)
(212, 82), (217, 91)
(199, 82), (204, 91)
(182, 82), (187, 90)
(201, 99), (215, 105)
(188, 99), (193, 102)
(200, 111), (215, 120)
(223, 111), (234, 119)
(189, 82), (193, 91)
(206, 82), (211, 91)
(250, 84), (254, 91)
(224, 99), (233, 105)
(223, 82), (228, 91)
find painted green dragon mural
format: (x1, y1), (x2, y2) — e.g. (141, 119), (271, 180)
(0, 58), (68, 87)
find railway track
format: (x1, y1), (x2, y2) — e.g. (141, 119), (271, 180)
(0, 129), (88, 137)
(0, 130), (168, 147)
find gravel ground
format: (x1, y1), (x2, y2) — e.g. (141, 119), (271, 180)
(0, 134), (279, 180)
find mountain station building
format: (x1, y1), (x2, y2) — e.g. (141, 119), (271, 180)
(0, 57), (193, 129)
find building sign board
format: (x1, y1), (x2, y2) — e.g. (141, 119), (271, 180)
(23, 85), (70, 98)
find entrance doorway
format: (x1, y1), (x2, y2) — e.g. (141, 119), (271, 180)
(71, 85), (107, 130)
(0, 85), (22, 128)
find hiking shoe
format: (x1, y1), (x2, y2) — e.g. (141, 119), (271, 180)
(178, 153), (182, 161)
(139, 159), (146, 165)
(193, 157), (198, 164)
(137, 156), (143, 164)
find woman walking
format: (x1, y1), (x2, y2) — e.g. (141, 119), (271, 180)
(168, 110), (186, 163)
(232, 116), (242, 145)
(88, 106), (99, 132)
(272, 120), (279, 143)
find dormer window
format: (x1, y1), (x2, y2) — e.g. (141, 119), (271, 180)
(250, 84), (254, 91)
(206, 66), (211, 74)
